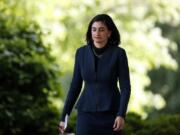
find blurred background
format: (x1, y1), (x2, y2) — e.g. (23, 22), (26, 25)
(0, 0), (180, 134)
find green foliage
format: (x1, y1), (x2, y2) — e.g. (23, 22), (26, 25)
(124, 113), (180, 135)
(140, 115), (180, 135)
(1, 0), (180, 134)
(123, 113), (145, 135)
(2, 0), (180, 116)
(147, 23), (180, 115)
(65, 111), (77, 133)
(0, 13), (61, 135)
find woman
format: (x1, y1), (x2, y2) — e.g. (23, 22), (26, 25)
(59, 14), (131, 135)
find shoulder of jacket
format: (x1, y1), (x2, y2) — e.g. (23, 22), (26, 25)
(77, 45), (89, 52)
(77, 45), (87, 51)
(75, 45), (87, 56)
(116, 46), (125, 51)
(112, 46), (126, 54)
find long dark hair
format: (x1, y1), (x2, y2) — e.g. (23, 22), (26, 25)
(86, 14), (120, 46)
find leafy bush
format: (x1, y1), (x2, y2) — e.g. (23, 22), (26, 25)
(124, 113), (180, 135)
(123, 112), (145, 135)
(0, 14), (61, 135)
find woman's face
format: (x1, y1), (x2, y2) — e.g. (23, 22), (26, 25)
(91, 21), (111, 48)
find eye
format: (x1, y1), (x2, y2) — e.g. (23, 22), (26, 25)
(99, 28), (105, 32)
(92, 28), (96, 32)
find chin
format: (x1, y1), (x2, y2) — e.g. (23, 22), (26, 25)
(94, 40), (103, 43)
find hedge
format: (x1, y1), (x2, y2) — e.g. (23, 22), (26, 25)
(0, 13), (61, 135)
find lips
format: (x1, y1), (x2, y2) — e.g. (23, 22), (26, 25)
(94, 37), (101, 39)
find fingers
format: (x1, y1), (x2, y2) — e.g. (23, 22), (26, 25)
(113, 120), (117, 129)
(113, 119), (121, 131)
(113, 117), (124, 131)
(58, 121), (65, 134)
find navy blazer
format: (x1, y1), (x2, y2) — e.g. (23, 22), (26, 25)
(61, 44), (131, 121)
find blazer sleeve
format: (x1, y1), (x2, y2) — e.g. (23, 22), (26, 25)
(60, 49), (83, 121)
(117, 49), (131, 118)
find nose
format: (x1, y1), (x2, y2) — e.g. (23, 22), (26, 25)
(95, 29), (100, 35)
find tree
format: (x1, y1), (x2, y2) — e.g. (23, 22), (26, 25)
(0, 12), (61, 135)
(147, 22), (180, 116)
(1, 0), (180, 119)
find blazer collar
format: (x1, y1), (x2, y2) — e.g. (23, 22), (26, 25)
(87, 43), (113, 57)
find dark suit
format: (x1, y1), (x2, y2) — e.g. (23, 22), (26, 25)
(61, 44), (131, 121)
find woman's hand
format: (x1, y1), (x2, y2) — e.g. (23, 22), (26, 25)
(58, 121), (65, 134)
(113, 116), (125, 132)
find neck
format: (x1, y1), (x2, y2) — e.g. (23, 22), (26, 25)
(92, 43), (108, 58)
(93, 41), (107, 48)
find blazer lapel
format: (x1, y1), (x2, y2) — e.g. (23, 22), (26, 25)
(87, 45), (96, 73)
